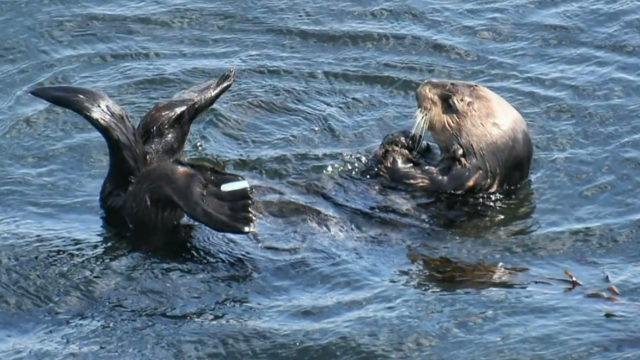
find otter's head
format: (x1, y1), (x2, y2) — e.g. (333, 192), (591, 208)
(413, 80), (527, 159)
(412, 80), (533, 189)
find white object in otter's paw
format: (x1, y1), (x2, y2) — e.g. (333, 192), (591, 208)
(220, 180), (250, 192)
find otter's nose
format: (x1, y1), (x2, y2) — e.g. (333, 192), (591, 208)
(415, 84), (429, 105)
(416, 80), (441, 104)
(417, 80), (451, 95)
(417, 80), (435, 92)
(419, 80), (452, 90)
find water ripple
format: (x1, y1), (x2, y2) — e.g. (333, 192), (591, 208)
(1, 0), (640, 359)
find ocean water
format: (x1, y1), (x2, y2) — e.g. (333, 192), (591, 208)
(1, 0), (640, 359)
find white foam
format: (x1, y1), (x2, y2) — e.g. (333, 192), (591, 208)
(220, 180), (250, 192)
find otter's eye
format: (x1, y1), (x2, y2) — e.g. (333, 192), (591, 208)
(440, 93), (456, 113)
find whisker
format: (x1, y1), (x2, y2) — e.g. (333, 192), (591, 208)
(411, 108), (430, 142)
(411, 109), (423, 134)
(422, 113), (430, 140)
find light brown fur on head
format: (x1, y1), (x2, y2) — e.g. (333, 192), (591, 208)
(368, 80), (532, 194)
(412, 80), (528, 163)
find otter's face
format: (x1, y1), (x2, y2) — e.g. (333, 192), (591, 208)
(412, 80), (483, 156)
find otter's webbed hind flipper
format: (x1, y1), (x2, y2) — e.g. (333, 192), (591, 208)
(29, 86), (145, 176)
(171, 68), (235, 117)
(29, 86), (146, 218)
(126, 164), (255, 235)
(137, 69), (236, 164)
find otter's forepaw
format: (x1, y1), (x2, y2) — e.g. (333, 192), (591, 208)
(411, 141), (432, 158)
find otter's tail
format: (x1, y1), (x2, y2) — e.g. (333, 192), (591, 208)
(29, 86), (146, 176)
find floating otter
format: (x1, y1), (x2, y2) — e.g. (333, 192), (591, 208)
(30, 69), (256, 238)
(370, 80), (533, 194)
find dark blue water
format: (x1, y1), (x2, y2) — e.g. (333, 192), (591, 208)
(1, 0), (640, 358)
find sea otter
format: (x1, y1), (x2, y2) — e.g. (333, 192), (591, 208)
(370, 80), (533, 194)
(29, 68), (256, 237)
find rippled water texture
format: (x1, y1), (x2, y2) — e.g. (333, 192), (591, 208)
(1, 0), (640, 359)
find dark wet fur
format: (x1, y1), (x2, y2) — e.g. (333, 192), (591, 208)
(30, 68), (255, 244)
(137, 71), (236, 164)
(368, 129), (532, 194)
(366, 130), (461, 192)
(366, 131), (433, 174)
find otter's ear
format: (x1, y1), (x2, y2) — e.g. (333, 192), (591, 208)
(466, 100), (477, 112)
